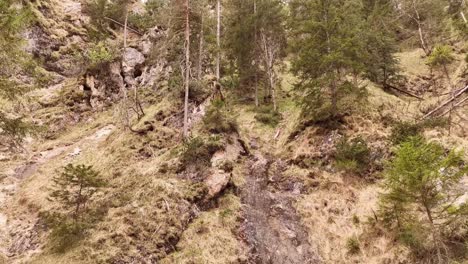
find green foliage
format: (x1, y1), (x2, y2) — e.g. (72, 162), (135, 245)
(0, 1), (43, 146)
(46, 215), (89, 253)
(179, 136), (224, 171)
(427, 45), (455, 68)
(203, 99), (238, 134)
(334, 136), (370, 175)
(86, 41), (118, 71)
(0, 112), (40, 147)
(346, 236), (360, 255)
(379, 137), (468, 257)
(390, 121), (422, 145)
(50, 164), (105, 220)
(290, 0), (371, 122)
(224, 0), (287, 90)
(390, 118), (447, 145)
(45, 164), (105, 252)
(254, 105), (282, 127)
(361, 0), (401, 87)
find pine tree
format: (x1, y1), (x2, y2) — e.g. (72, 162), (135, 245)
(380, 137), (468, 261)
(289, 0), (368, 122)
(361, 0), (401, 88)
(0, 0), (39, 147)
(224, 0), (257, 90)
(50, 164), (105, 221)
(256, 0), (287, 110)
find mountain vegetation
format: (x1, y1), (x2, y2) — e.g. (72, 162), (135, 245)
(0, 0), (466, 263)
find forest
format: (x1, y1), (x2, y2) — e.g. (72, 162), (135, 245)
(0, 0), (467, 263)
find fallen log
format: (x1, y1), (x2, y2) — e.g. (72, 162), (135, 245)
(437, 96), (468, 118)
(423, 85), (468, 119)
(385, 84), (424, 100)
(104, 17), (143, 36)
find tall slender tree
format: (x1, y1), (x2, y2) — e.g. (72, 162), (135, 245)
(183, 0), (191, 138)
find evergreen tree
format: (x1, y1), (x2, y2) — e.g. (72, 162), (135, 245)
(0, 0), (39, 147)
(380, 137), (468, 261)
(361, 0), (401, 88)
(224, 0), (257, 90)
(289, 0), (368, 122)
(50, 164), (105, 221)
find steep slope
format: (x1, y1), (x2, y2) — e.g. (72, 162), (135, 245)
(0, 0), (467, 263)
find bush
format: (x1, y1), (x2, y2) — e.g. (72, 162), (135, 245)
(203, 99), (238, 134)
(254, 105), (282, 127)
(346, 236), (360, 255)
(390, 121), (421, 145)
(334, 136), (370, 175)
(86, 41), (118, 72)
(179, 136), (224, 171)
(48, 216), (89, 253)
(390, 118), (447, 145)
(0, 112), (40, 147)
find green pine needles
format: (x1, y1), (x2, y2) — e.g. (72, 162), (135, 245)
(380, 137), (468, 260)
(51, 164), (105, 220)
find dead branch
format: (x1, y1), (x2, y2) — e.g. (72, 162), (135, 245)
(437, 96), (468, 118)
(104, 17), (143, 36)
(423, 85), (468, 119)
(385, 84), (424, 100)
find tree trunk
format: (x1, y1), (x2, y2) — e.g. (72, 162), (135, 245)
(197, 14), (204, 80)
(183, 0), (190, 138)
(124, 11), (128, 49)
(254, 0), (259, 107)
(424, 204), (443, 263)
(412, 1), (429, 55)
(216, 0), (221, 81)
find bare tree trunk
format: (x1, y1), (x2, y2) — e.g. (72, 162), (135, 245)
(461, 11), (467, 23)
(412, 1), (429, 55)
(424, 204), (443, 263)
(216, 0), (221, 81)
(260, 31), (277, 111)
(183, 0), (190, 138)
(254, 0), (259, 107)
(120, 9), (131, 129)
(197, 14), (204, 80)
(124, 11), (128, 49)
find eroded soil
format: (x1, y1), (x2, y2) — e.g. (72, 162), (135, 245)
(240, 152), (320, 264)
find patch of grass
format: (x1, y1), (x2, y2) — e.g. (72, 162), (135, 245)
(346, 236), (360, 255)
(334, 136), (370, 175)
(254, 105), (282, 127)
(179, 136), (224, 171)
(203, 99), (238, 134)
(390, 118), (448, 144)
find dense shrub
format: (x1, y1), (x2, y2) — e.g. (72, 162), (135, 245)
(334, 136), (370, 175)
(179, 136), (224, 171)
(390, 118), (447, 144)
(254, 105), (282, 127)
(0, 112), (39, 147)
(203, 99), (238, 134)
(86, 41), (118, 72)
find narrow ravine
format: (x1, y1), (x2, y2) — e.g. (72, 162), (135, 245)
(240, 151), (320, 264)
